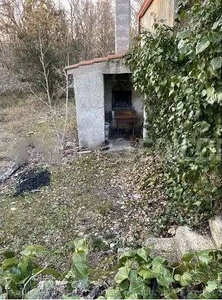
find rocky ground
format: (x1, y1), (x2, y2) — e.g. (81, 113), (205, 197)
(0, 95), (169, 282)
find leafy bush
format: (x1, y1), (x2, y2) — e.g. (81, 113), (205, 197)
(1, 240), (222, 299)
(0, 240), (91, 299)
(0, 245), (60, 299)
(105, 248), (222, 299)
(126, 0), (222, 231)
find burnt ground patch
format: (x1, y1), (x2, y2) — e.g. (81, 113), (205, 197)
(13, 168), (50, 196)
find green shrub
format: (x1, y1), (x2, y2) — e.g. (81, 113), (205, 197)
(105, 248), (222, 299)
(0, 245), (60, 299)
(1, 240), (222, 299)
(126, 0), (222, 231)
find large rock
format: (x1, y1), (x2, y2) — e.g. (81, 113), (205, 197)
(145, 237), (178, 262)
(145, 225), (216, 262)
(209, 215), (222, 249)
(174, 226), (214, 257)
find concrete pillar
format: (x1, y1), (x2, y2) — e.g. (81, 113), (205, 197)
(73, 65), (105, 149)
(115, 0), (131, 53)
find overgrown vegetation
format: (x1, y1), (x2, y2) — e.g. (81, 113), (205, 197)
(106, 247), (222, 299)
(1, 240), (222, 299)
(0, 0), (115, 95)
(127, 0), (222, 232)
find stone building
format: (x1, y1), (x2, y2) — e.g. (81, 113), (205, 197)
(66, 0), (177, 149)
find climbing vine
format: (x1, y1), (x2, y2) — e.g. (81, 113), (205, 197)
(126, 0), (222, 230)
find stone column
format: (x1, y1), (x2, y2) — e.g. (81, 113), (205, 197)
(115, 0), (131, 53)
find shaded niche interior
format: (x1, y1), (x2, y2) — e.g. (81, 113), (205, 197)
(112, 90), (132, 110)
(104, 73), (140, 138)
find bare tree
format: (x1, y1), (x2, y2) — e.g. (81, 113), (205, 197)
(0, 0), (69, 95)
(67, 0), (115, 62)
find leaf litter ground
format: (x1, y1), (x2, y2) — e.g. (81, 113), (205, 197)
(0, 96), (168, 282)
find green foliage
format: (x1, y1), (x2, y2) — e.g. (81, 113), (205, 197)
(105, 248), (222, 299)
(0, 245), (61, 299)
(65, 239), (89, 296)
(126, 0), (222, 231)
(0, 240), (89, 299)
(1, 241), (222, 299)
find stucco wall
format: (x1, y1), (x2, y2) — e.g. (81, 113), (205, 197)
(140, 0), (176, 32)
(71, 63), (105, 148)
(103, 59), (131, 75)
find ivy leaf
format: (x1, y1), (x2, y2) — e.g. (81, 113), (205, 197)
(202, 280), (218, 298)
(25, 287), (39, 299)
(151, 256), (166, 271)
(0, 250), (15, 259)
(40, 268), (61, 279)
(197, 251), (212, 265)
(21, 245), (46, 257)
(115, 265), (130, 284)
(163, 287), (178, 299)
(123, 292), (138, 299)
(129, 271), (150, 297)
(71, 253), (88, 281)
(205, 280), (217, 292)
(179, 271), (193, 286)
(182, 253), (194, 263)
(212, 19), (222, 30)
(74, 239), (88, 255)
(196, 37), (210, 54)
(138, 269), (156, 280)
(156, 267), (174, 288)
(119, 250), (137, 264)
(210, 57), (222, 71)
(2, 257), (18, 270)
(137, 248), (150, 262)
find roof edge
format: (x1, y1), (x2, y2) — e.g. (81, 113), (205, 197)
(65, 52), (127, 71)
(138, 0), (154, 19)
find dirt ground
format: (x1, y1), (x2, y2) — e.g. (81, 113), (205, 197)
(0, 95), (168, 281)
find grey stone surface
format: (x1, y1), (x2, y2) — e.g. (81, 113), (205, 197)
(115, 0), (130, 53)
(175, 226), (214, 257)
(145, 237), (178, 262)
(71, 64), (105, 148)
(209, 215), (222, 249)
(144, 225), (219, 263)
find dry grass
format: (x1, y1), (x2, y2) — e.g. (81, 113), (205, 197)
(0, 94), (167, 281)
(0, 94), (76, 170)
